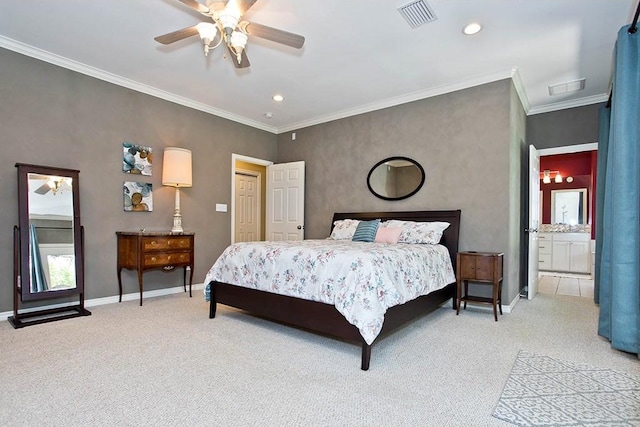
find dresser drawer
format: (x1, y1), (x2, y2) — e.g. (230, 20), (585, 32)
(144, 251), (191, 267)
(142, 236), (192, 251)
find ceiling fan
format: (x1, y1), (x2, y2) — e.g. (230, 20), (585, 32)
(31, 175), (72, 196)
(155, 0), (305, 68)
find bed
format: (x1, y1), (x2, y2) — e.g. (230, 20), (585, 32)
(205, 210), (461, 370)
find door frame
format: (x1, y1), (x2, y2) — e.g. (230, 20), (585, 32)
(231, 154), (273, 244)
(526, 142), (598, 285)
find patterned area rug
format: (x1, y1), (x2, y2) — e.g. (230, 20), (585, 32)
(493, 351), (640, 426)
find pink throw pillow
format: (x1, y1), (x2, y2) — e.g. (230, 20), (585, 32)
(374, 227), (402, 244)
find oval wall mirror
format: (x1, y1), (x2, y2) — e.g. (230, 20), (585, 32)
(367, 156), (425, 201)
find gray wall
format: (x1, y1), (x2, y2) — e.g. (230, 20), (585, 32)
(0, 48), (278, 312)
(277, 79), (525, 304)
(527, 104), (602, 149)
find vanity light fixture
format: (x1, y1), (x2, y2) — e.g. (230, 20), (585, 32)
(566, 176), (574, 183)
(463, 22), (482, 35)
(540, 169), (564, 184)
(555, 172), (563, 183)
(162, 147), (193, 233)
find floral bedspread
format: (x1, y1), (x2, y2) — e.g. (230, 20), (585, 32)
(204, 240), (455, 345)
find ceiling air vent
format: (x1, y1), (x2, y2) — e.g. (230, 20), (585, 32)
(397, 0), (437, 29)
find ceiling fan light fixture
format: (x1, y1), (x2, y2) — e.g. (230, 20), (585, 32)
(196, 22), (218, 55)
(230, 30), (248, 63)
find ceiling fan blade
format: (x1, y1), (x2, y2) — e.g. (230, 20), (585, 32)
(244, 22), (305, 49)
(154, 25), (200, 45)
(35, 183), (50, 195)
(178, 0), (210, 15)
(237, 0), (258, 15)
(226, 44), (251, 68)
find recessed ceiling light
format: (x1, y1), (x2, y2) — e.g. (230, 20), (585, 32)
(272, 94), (284, 102)
(463, 22), (482, 35)
(264, 112), (273, 119)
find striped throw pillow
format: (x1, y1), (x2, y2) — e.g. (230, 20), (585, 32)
(352, 219), (381, 242)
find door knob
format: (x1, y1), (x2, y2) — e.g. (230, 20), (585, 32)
(297, 225), (302, 230)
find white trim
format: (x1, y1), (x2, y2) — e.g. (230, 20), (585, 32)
(528, 94), (608, 116)
(538, 142), (598, 156)
(0, 283), (205, 322)
(230, 154), (273, 244)
(510, 67), (531, 114)
(276, 69), (515, 133)
(0, 36), (277, 134)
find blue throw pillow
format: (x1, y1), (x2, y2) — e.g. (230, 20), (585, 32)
(352, 219), (381, 242)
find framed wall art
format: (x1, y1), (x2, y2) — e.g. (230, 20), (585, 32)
(123, 142), (152, 176)
(123, 181), (153, 212)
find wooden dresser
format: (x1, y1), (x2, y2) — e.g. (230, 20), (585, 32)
(456, 251), (504, 321)
(116, 231), (194, 306)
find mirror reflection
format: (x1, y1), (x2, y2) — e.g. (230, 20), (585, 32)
(551, 188), (587, 225)
(367, 156), (425, 201)
(27, 173), (76, 293)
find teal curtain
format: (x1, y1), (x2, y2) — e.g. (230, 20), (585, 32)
(597, 25), (640, 354)
(29, 224), (48, 292)
(594, 106), (610, 305)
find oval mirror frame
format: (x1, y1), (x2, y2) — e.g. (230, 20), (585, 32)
(367, 156), (425, 201)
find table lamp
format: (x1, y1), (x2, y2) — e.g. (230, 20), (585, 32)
(162, 147), (192, 233)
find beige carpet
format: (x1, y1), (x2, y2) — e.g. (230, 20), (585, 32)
(0, 292), (638, 426)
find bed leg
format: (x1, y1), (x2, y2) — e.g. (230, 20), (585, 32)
(361, 342), (371, 371)
(209, 283), (217, 319)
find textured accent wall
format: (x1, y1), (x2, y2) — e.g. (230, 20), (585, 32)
(277, 80), (525, 303)
(0, 48), (277, 312)
(527, 104), (602, 149)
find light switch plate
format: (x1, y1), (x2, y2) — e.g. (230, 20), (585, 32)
(215, 203), (227, 212)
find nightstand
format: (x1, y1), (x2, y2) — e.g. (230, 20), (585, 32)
(456, 251), (504, 321)
(116, 231), (195, 306)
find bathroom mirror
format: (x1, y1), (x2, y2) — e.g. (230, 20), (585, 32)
(367, 156), (425, 201)
(551, 188), (588, 225)
(10, 163), (90, 328)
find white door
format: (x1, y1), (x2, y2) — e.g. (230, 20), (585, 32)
(266, 161), (305, 241)
(235, 173), (259, 242)
(528, 145), (540, 300)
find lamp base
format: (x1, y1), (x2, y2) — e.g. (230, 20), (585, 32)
(171, 213), (183, 233)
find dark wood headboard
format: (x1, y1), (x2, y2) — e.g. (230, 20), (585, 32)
(332, 210), (461, 270)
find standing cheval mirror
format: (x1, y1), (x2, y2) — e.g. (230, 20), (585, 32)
(9, 163), (91, 328)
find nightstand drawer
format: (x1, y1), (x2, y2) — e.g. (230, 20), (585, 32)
(144, 251), (191, 267)
(142, 236), (192, 251)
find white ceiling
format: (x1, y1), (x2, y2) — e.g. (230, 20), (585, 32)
(0, 1), (635, 134)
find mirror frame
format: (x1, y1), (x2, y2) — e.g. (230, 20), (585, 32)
(16, 163), (84, 301)
(366, 156), (425, 201)
(550, 188), (588, 225)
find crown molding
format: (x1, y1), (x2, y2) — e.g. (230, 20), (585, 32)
(0, 36), (278, 134)
(510, 67), (530, 114)
(275, 69), (516, 133)
(528, 94), (608, 115)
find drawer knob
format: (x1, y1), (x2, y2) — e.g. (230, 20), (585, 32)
(151, 257), (157, 262)
(151, 241), (156, 246)
(167, 256), (171, 261)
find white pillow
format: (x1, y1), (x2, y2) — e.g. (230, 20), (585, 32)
(385, 220), (450, 244)
(328, 219), (360, 240)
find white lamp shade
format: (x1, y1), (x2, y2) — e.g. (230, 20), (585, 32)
(162, 147), (192, 188)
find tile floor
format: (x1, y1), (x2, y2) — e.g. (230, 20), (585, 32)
(538, 272), (594, 298)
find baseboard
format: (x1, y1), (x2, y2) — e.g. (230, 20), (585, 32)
(0, 283), (205, 322)
(441, 295), (519, 314)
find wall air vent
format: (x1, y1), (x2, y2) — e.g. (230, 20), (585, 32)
(397, 0), (437, 29)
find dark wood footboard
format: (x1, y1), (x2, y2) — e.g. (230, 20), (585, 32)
(209, 280), (456, 370)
